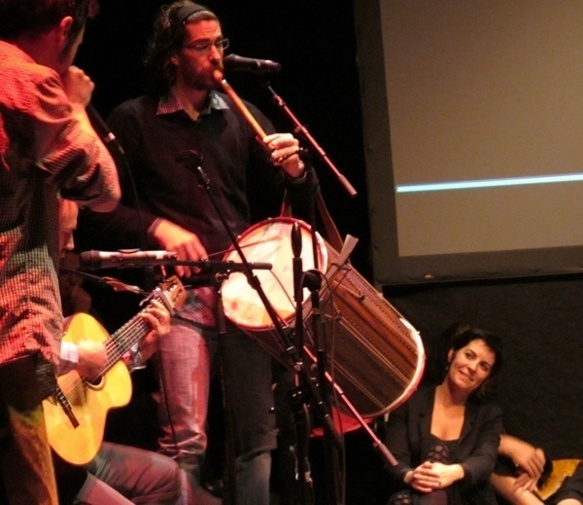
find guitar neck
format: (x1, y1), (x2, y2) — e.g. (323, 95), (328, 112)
(87, 276), (186, 380)
(101, 310), (151, 375)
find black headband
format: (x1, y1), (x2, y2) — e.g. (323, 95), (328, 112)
(175, 4), (212, 26)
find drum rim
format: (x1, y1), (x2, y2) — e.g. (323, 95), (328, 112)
(221, 217), (328, 330)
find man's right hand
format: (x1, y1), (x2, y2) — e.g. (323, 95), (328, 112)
(150, 219), (208, 277)
(61, 65), (95, 110)
(76, 340), (108, 378)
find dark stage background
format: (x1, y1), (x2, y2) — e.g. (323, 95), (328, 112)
(75, 1), (583, 504)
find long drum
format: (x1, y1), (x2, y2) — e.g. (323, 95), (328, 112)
(221, 217), (425, 418)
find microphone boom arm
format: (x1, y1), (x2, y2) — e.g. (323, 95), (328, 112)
(265, 84), (357, 198)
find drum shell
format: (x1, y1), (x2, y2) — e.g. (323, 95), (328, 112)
(221, 218), (425, 418)
(310, 244), (425, 417)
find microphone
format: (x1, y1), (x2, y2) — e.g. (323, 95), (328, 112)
(291, 221), (303, 260)
(175, 150), (209, 187)
(86, 104), (125, 156)
(302, 269), (322, 292)
(223, 53), (282, 74)
(291, 221), (303, 307)
(79, 249), (177, 270)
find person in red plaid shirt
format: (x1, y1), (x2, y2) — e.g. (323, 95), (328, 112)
(0, 1), (120, 503)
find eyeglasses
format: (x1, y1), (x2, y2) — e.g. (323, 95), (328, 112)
(183, 38), (230, 53)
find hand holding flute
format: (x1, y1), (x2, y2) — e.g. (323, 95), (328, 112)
(213, 69), (306, 179)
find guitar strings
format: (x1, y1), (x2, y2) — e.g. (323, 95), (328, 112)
(57, 308), (154, 395)
(54, 279), (183, 421)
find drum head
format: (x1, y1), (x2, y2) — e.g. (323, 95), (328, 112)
(222, 218), (327, 330)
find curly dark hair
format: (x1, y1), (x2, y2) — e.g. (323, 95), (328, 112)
(0, 0), (100, 43)
(143, 1), (219, 98)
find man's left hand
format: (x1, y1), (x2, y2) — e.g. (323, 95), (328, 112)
(264, 133), (305, 178)
(139, 300), (171, 362)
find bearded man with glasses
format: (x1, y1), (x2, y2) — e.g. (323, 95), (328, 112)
(78, 2), (318, 504)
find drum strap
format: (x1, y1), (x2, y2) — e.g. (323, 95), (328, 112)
(280, 190), (344, 253)
(315, 192), (344, 252)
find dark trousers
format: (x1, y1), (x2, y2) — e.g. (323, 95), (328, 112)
(0, 355), (59, 505)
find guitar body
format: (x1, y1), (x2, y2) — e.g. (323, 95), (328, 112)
(43, 313), (132, 466)
(43, 275), (186, 466)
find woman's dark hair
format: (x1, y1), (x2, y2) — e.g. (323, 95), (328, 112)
(426, 322), (504, 397)
(143, 1), (219, 98)
(449, 325), (503, 376)
(0, 0), (99, 43)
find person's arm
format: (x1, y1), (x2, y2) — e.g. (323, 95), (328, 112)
(384, 398), (416, 484)
(34, 66), (120, 211)
(77, 100), (209, 278)
(76, 99), (157, 250)
(148, 218), (208, 278)
(457, 402), (504, 488)
(490, 434), (547, 500)
(412, 403), (503, 494)
(490, 472), (544, 505)
(58, 301), (170, 376)
(246, 100), (319, 224)
(499, 434), (546, 482)
(384, 391), (450, 494)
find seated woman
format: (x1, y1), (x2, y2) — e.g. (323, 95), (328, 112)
(492, 433), (583, 505)
(384, 325), (504, 505)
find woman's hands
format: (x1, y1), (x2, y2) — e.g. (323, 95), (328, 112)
(405, 461), (465, 493)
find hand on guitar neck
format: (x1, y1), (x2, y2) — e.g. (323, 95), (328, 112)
(74, 299), (171, 377)
(135, 300), (172, 362)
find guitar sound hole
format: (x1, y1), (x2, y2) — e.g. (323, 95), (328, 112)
(84, 377), (104, 388)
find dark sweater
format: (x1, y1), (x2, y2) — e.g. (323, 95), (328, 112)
(80, 91), (317, 255)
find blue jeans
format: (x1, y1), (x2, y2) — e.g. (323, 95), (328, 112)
(76, 442), (182, 504)
(154, 313), (277, 505)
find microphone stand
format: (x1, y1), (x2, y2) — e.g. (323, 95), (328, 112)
(265, 82), (349, 503)
(178, 151), (343, 505)
(303, 269), (344, 505)
(291, 225), (343, 505)
(291, 222), (315, 505)
(264, 83), (357, 198)
(210, 261), (238, 505)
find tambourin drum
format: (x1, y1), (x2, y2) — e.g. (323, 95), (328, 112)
(221, 217), (425, 418)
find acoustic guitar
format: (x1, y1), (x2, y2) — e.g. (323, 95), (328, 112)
(43, 276), (186, 466)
